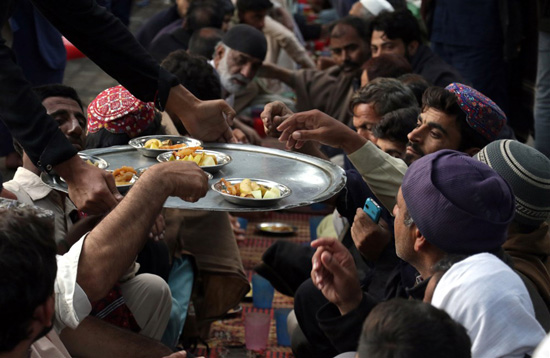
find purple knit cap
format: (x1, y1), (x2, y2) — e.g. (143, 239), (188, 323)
(401, 150), (515, 254)
(445, 83), (506, 141)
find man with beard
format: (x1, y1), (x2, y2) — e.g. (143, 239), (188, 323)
(265, 82), (504, 210)
(210, 25), (266, 113)
(369, 9), (463, 87)
(259, 16), (370, 126)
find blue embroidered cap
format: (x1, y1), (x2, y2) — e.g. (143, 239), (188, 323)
(445, 83), (506, 141)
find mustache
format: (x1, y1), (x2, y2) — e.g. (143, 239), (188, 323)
(406, 142), (425, 157)
(230, 73), (250, 84)
(342, 60), (359, 70)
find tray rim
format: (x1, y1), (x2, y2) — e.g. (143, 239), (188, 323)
(42, 143), (347, 212)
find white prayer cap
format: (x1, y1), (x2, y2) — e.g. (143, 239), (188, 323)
(359, 0), (394, 16)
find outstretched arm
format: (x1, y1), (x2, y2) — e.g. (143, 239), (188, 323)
(77, 161), (208, 301)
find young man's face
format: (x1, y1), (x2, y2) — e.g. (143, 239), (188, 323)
(239, 10), (268, 31)
(370, 30), (408, 58)
(330, 24), (370, 73)
(42, 96), (86, 151)
(404, 107), (462, 165)
(377, 138), (406, 159)
(352, 102), (380, 143)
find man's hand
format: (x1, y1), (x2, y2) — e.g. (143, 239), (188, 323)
(310, 237), (363, 316)
(277, 110), (366, 153)
(233, 118), (262, 144)
(56, 154), (123, 214)
(351, 209), (391, 262)
(149, 213), (166, 241)
(165, 85), (237, 143)
(229, 214), (246, 241)
(150, 161), (209, 202)
(261, 101), (294, 138)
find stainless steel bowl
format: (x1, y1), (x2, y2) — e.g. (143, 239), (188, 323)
(156, 150), (231, 174)
(79, 153), (109, 169)
(211, 178), (291, 207)
(129, 135), (202, 158)
(256, 222), (297, 235)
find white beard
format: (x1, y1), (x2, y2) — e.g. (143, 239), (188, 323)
(217, 51), (250, 94)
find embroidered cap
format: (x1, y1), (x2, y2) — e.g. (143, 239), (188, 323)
(87, 85), (155, 137)
(445, 83), (506, 141)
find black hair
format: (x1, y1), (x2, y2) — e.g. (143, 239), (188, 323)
(358, 298), (472, 358)
(398, 73), (431, 107)
(184, 0), (225, 32)
(161, 50), (222, 101)
(363, 53), (412, 82)
(374, 107), (419, 145)
(369, 9), (422, 46)
(236, 0), (273, 13)
(349, 78), (417, 117)
(329, 15), (369, 42)
(188, 27), (224, 59)
(422, 87), (490, 151)
(32, 84), (83, 111)
(0, 207), (57, 352)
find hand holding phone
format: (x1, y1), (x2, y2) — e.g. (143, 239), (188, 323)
(363, 197), (381, 224)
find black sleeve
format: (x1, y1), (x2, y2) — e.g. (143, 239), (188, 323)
(0, 0), (181, 170)
(316, 293), (379, 353)
(31, 0), (179, 107)
(0, 39), (76, 171)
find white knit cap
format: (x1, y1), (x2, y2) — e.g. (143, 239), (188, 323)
(359, 0), (394, 15)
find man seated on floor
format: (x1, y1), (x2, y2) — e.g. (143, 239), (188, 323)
(262, 83), (507, 357)
(3, 84), (172, 343)
(0, 199), (206, 358)
(259, 16), (371, 126)
(369, 9), (464, 87)
(475, 140), (550, 330)
(309, 151), (545, 357)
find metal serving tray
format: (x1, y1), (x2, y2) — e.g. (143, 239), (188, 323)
(41, 143), (346, 212)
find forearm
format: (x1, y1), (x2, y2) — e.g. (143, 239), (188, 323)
(258, 63), (296, 87)
(60, 316), (173, 357)
(347, 141), (407, 210)
(31, 0), (168, 104)
(77, 173), (168, 301)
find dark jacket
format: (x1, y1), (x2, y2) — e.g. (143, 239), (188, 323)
(409, 44), (465, 87)
(135, 4), (180, 48)
(0, 0), (178, 171)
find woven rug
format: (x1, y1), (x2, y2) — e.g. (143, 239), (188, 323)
(193, 211), (320, 358)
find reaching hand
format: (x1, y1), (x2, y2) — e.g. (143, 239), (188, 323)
(351, 209), (391, 261)
(229, 214), (246, 241)
(261, 101), (294, 138)
(143, 161), (209, 203)
(57, 155), (123, 214)
(149, 213), (166, 241)
(165, 85), (237, 143)
(276, 110), (365, 153)
(310, 237), (363, 316)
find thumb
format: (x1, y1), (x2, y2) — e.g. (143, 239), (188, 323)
(320, 250), (348, 278)
(221, 101), (236, 125)
(105, 173), (123, 204)
(291, 127), (324, 142)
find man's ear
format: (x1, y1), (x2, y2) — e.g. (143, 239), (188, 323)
(413, 227), (427, 252)
(407, 40), (419, 57)
(213, 44), (225, 67)
(464, 147), (481, 157)
(33, 295), (55, 327)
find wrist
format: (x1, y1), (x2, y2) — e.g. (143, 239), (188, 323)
(337, 290), (363, 316)
(342, 133), (367, 155)
(54, 155), (84, 183)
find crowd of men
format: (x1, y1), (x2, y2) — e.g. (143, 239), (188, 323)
(1, 0), (550, 357)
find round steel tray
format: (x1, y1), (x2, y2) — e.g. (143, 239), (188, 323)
(41, 143), (346, 212)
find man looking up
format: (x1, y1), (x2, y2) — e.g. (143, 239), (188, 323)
(265, 82), (505, 210)
(260, 16), (370, 125)
(369, 9), (463, 87)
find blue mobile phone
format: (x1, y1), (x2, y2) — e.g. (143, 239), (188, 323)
(363, 197), (381, 224)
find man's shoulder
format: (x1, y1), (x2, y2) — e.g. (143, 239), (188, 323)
(410, 45), (464, 86)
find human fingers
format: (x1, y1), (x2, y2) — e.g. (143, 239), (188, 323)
(220, 100), (236, 126)
(233, 128), (248, 143)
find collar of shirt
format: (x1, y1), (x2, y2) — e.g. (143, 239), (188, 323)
(11, 167), (53, 201)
